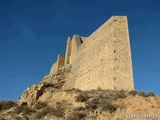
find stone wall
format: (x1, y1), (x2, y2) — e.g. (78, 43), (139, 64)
(49, 16), (134, 91)
(65, 37), (72, 64)
(49, 54), (65, 75)
(63, 16), (134, 90)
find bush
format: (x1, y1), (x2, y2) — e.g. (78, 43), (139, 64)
(147, 92), (155, 97)
(88, 97), (117, 113)
(21, 102), (27, 106)
(138, 91), (147, 97)
(86, 98), (99, 110)
(74, 90), (127, 113)
(16, 104), (35, 115)
(116, 91), (126, 99)
(74, 90), (130, 114)
(76, 94), (90, 102)
(68, 112), (86, 120)
(0, 100), (16, 111)
(128, 90), (138, 96)
(65, 88), (82, 93)
(74, 107), (86, 111)
(36, 106), (65, 119)
(101, 103), (117, 113)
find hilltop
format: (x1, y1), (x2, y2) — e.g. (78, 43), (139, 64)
(0, 83), (160, 120)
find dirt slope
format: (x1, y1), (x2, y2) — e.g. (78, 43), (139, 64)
(0, 85), (160, 120)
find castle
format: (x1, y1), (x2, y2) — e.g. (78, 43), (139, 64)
(48, 16), (134, 90)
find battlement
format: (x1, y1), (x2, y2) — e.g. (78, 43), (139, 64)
(49, 16), (134, 90)
(49, 54), (64, 75)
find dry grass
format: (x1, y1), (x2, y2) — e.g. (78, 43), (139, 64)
(85, 97), (117, 113)
(0, 89), (157, 120)
(34, 101), (65, 119)
(76, 93), (90, 102)
(75, 90), (127, 114)
(68, 112), (86, 120)
(35, 106), (65, 119)
(33, 101), (47, 109)
(0, 100), (16, 111)
(15, 103), (35, 115)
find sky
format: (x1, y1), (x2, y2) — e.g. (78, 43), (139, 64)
(0, 0), (160, 101)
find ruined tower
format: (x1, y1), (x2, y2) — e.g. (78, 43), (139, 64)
(49, 16), (134, 91)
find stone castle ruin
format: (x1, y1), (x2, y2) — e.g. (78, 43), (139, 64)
(46, 16), (134, 91)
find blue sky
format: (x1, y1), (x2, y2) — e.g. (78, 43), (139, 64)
(0, 0), (160, 100)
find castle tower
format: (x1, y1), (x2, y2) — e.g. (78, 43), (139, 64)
(63, 16), (134, 90)
(49, 16), (134, 91)
(65, 37), (72, 64)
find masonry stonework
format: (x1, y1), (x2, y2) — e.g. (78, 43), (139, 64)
(49, 54), (65, 75)
(49, 16), (134, 91)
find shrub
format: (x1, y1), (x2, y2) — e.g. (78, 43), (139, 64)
(85, 94), (119, 113)
(86, 98), (99, 110)
(147, 92), (155, 97)
(0, 100), (16, 111)
(128, 90), (138, 96)
(35, 106), (65, 119)
(68, 112), (86, 120)
(116, 91), (126, 99)
(65, 88), (82, 93)
(87, 89), (97, 94)
(75, 90), (128, 114)
(101, 103), (117, 113)
(16, 104), (35, 115)
(21, 102), (27, 106)
(74, 107), (86, 111)
(76, 94), (90, 102)
(103, 90), (126, 101)
(138, 91), (147, 97)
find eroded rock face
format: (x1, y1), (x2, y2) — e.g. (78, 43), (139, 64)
(18, 82), (54, 106)
(42, 64), (72, 88)
(18, 64), (72, 106)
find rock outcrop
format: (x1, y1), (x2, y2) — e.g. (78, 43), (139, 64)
(18, 64), (72, 106)
(42, 64), (72, 89)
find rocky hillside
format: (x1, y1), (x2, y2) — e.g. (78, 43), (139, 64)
(0, 84), (160, 120)
(0, 66), (160, 120)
